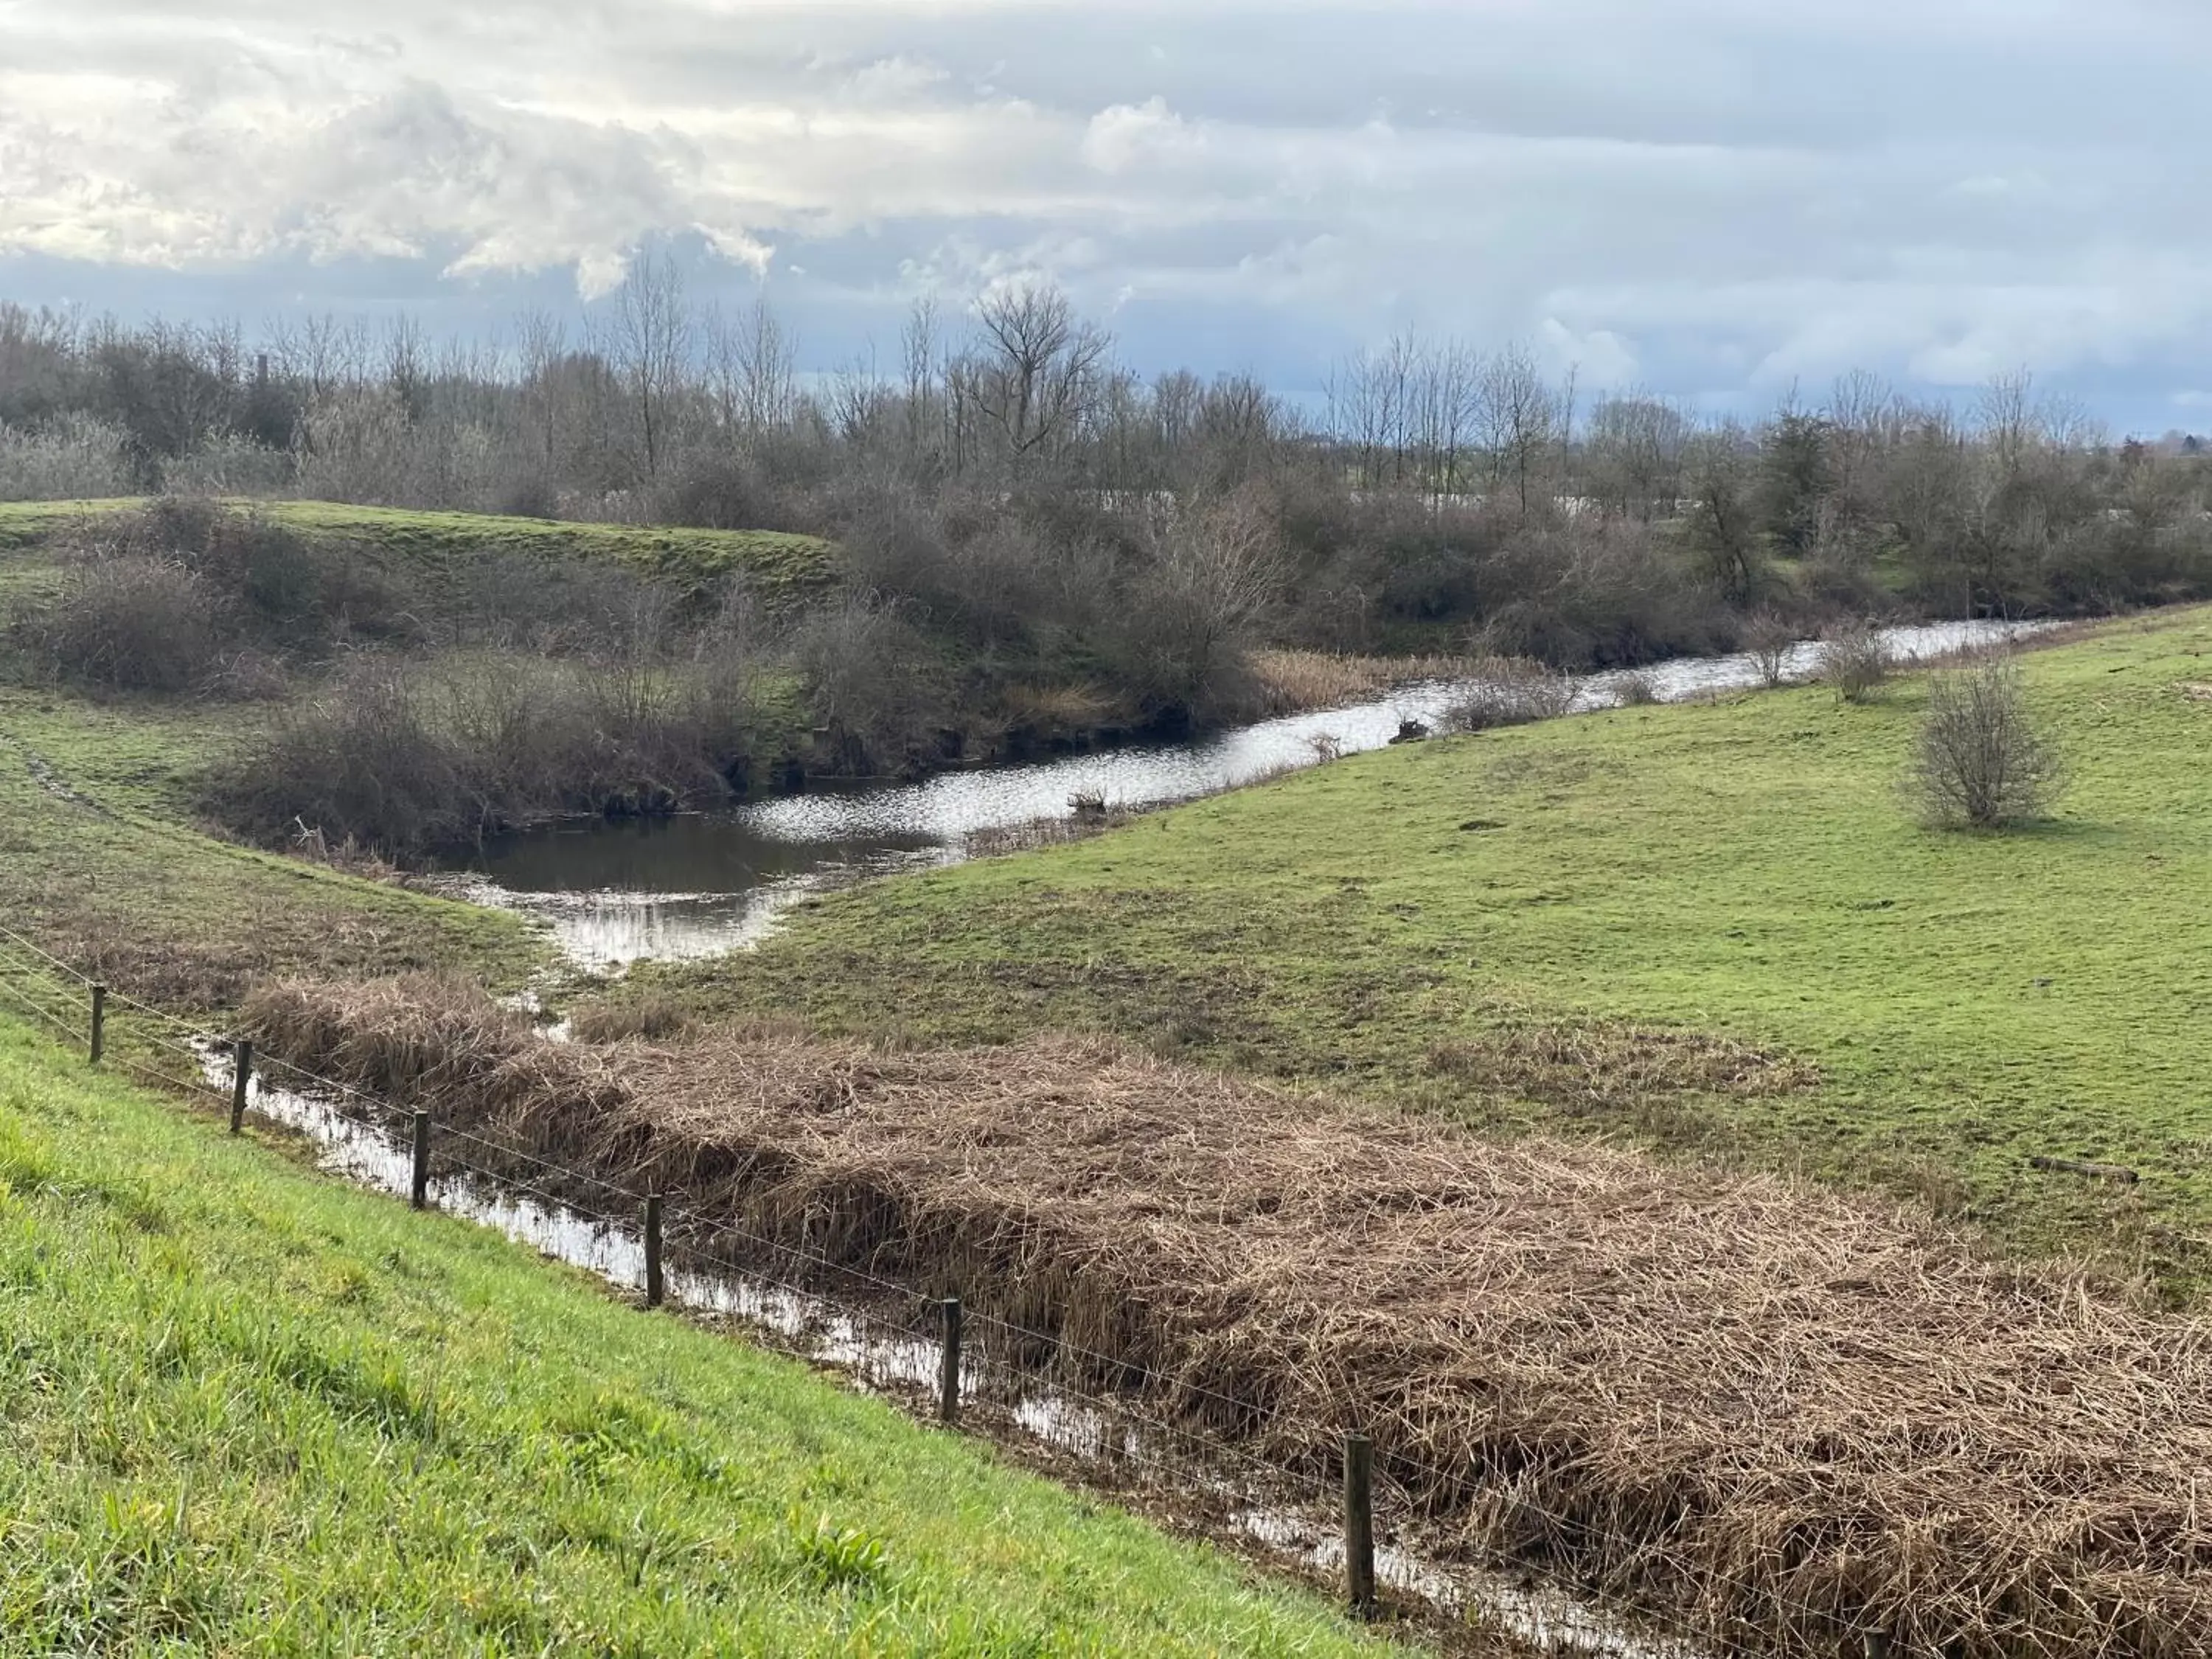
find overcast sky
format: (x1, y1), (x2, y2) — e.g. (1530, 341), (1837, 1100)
(6, 0), (2211, 428)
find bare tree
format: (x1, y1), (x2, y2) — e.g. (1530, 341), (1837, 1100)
(1679, 422), (1764, 600)
(1585, 392), (1689, 521)
(899, 296), (942, 464)
(604, 250), (693, 479)
(960, 283), (1111, 467)
(1130, 488), (1284, 712)
(1479, 344), (1564, 518)
(706, 294), (796, 437)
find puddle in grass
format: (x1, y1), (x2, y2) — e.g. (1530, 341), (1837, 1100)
(200, 1040), (1693, 1657)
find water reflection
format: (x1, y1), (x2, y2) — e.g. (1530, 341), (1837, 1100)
(449, 619), (2053, 966)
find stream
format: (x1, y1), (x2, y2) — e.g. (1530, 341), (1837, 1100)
(437, 619), (2046, 967)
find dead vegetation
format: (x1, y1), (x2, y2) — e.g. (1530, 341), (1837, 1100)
(241, 975), (2212, 1659)
(1440, 656), (1579, 733)
(566, 989), (696, 1045)
(1248, 649), (1478, 714)
(1426, 1018), (1819, 1110)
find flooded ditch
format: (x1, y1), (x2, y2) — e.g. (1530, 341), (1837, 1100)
(199, 1039), (1694, 1657)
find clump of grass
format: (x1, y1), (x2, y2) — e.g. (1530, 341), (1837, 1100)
(243, 973), (2212, 1659)
(786, 1510), (891, 1590)
(1248, 650), (1476, 714)
(1425, 1017), (1819, 1109)
(568, 990), (696, 1045)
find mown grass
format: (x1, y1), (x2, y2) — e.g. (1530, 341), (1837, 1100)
(0, 1014), (1401, 1656)
(670, 610), (2212, 1296)
(0, 497), (839, 602)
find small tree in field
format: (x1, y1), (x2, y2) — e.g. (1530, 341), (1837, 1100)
(1908, 655), (2062, 829)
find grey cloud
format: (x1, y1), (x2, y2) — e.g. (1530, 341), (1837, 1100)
(5, 0), (2212, 425)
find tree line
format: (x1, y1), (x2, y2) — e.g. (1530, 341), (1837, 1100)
(7, 262), (2212, 684)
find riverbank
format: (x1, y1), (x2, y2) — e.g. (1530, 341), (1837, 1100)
(646, 606), (2212, 1298)
(0, 1011), (1407, 1655)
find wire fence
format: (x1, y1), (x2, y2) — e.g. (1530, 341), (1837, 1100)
(0, 925), (2011, 1659)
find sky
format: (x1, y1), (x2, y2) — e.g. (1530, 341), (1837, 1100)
(5, 0), (2212, 430)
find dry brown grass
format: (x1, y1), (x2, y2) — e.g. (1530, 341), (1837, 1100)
(1250, 650), (1475, 714)
(567, 989), (696, 1045)
(243, 975), (2212, 1659)
(1426, 1018), (1819, 1110)
(963, 810), (1141, 860)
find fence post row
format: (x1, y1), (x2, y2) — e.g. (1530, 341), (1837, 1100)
(939, 1297), (963, 1425)
(1343, 1433), (1376, 1620)
(643, 1192), (665, 1309)
(410, 1111), (431, 1210)
(229, 1040), (253, 1135)
(88, 984), (106, 1066)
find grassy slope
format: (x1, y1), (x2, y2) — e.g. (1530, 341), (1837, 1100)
(0, 1015), (1396, 1657)
(677, 610), (2212, 1291)
(0, 497), (839, 601)
(0, 686), (548, 1009)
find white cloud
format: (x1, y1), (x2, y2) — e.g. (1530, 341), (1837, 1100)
(6, 0), (2212, 420)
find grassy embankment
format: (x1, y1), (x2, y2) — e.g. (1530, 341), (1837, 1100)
(0, 1012), (1405, 1655)
(662, 608), (2212, 1296)
(0, 497), (840, 602)
(0, 497), (850, 1004)
(0, 686), (551, 1011)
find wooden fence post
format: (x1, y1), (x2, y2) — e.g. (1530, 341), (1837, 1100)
(229, 1040), (253, 1135)
(88, 985), (106, 1065)
(410, 1111), (431, 1210)
(938, 1298), (963, 1425)
(643, 1193), (664, 1309)
(1343, 1433), (1376, 1620)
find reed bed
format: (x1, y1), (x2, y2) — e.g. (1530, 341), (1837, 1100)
(243, 975), (2212, 1658)
(1250, 650), (1476, 714)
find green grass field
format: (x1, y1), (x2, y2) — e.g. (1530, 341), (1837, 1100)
(0, 1014), (1402, 1656)
(0, 497), (839, 602)
(672, 611), (2212, 1295)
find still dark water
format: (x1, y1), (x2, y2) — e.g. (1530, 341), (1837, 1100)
(440, 620), (2050, 967)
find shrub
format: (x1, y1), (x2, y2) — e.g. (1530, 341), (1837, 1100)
(1442, 656), (1579, 732)
(1742, 610), (1798, 688)
(215, 645), (763, 855)
(16, 554), (229, 692)
(0, 413), (135, 499)
(1908, 655), (2064, 829)
(1611, 669), (1661, 706)
(792, 591), (951, 773)
(1818, 620), (1891, 703)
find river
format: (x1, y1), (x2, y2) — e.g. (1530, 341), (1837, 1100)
(436, 620), (2048, 967)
